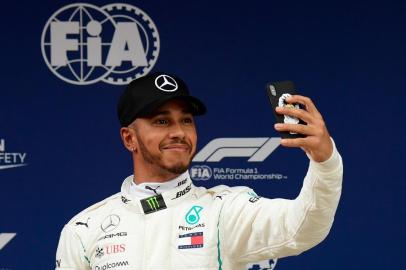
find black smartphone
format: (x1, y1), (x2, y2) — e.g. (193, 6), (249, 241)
(266, 80), (307, 139)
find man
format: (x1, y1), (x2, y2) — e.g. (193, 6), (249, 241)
(55, 72), (343, 270)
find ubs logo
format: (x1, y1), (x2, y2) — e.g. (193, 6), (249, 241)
(41, 3), (160, 85)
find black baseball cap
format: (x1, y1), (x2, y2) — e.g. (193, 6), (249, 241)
(117, 72), (207, 127)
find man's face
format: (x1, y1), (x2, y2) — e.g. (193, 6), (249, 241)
(130, 99), (197, 176)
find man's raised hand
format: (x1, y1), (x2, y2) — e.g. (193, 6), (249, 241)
(274, 95), (333, 162)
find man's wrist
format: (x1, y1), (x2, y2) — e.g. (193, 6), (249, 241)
(307, 137), (342, 174)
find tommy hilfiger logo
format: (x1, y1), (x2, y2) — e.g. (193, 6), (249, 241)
(178, 232), (204, 249)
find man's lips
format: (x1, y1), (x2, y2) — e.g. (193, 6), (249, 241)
(161, 144), (190, 152)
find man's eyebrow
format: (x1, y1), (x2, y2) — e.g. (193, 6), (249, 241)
(182, 108), (194, 114)
(151, 110), (170, 117)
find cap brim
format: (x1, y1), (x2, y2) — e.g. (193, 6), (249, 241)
(137, 95), (207, 118)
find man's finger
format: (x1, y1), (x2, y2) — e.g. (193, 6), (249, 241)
(286, 95), (322, 118)
(275, 106), (314, 124)
(274, 123), (315, 136)
(279, 137), (308, 148)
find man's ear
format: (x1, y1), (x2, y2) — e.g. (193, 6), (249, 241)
(120, 127), (138, 152)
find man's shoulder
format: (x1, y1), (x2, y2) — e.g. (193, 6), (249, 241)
(207, 184), (251, 193)
(199, 184), (253, 200)
(65, 192), (122, 228)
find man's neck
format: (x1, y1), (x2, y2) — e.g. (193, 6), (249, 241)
(133, 162), (182, 185)
(129, 170), (190, 199)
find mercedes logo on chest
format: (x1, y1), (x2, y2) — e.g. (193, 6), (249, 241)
(155, 74), (178, 92)
(100, 214), (121, 233)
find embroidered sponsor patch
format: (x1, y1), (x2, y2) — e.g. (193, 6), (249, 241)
(247, 191), (261, 203)
(178, 232), (204, 249)
(185, 205), (203, 225)
(140, 194), (167, 214)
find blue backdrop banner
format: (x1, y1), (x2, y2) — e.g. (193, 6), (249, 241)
(0, 0), (404, 269)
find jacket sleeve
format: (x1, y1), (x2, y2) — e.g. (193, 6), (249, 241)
(220, 137), (343, 263)
(55, 225), (89, 270)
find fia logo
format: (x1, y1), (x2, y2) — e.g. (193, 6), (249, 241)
(41, 3), (159, 85)
(190, 165), (212, 181)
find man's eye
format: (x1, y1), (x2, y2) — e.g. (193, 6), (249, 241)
(155, 119), (168, 125)
(183, 118), (193, 124)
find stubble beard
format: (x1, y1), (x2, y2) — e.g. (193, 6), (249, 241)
(136, 133), (193, 175)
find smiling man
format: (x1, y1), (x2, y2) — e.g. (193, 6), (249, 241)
(123, 99), (199, 182)
(55, 72), (343, 270)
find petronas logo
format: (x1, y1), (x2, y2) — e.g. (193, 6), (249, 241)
(185, 206), (203, 225)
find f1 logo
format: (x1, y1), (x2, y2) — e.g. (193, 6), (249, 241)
(193, 137), (280, 162)
(0, 233), (16, 251)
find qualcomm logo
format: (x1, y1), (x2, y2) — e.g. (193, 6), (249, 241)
(193, 137), (280, 162)
(246, 259), (278, 270)
(0, 233), (16, 251)
(41, 3), (160, 85)
(0, 139), (27, 170)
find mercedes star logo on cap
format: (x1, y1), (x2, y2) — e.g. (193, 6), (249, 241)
(100, 214), (121, 233)
(155, 74), (178, 92)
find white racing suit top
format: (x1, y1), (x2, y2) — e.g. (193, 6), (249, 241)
(56, 139), (343, 270)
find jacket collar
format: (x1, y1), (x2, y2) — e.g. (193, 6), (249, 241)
(120, 170), (195, 215)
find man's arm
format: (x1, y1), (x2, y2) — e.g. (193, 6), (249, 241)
(55, 225), (88, 270)
(219, 95), (343, 262)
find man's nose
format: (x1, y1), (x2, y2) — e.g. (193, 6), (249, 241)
(168, 122), (186, 139)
